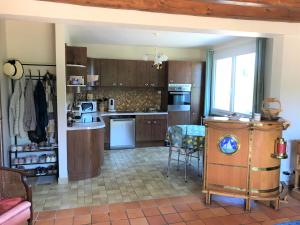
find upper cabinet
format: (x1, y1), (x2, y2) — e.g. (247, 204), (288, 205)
(168, 61), (192, 84)
(136, 61), (166, 88)
(87, 58), (167, 88)
(100, 59), (118, 87)
(66, 46), (87, 66)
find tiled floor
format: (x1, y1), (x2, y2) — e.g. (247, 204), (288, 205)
(32, 147), (202, 211)
(32, 194), (300, 225)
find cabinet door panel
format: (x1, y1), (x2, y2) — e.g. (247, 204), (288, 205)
(191, 87), (201, 125)
(168, 111), (190, 126)
(100, 59), (118, 87)
(118, 60), (136, 87)
(136, 116), (152, 141)
(168, 61), (192, 84)
(151, 119), (168, 141)
(191, 62), (202, 88)
(136, 61), (149, 87)
(66, 46), (87, 66)
(148, 62), (159, 87)
(103, 117), (110, 144)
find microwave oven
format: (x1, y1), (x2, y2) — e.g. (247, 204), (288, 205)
(77, 101), (97, 113)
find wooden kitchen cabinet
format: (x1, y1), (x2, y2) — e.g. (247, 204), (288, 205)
(168, 111), (190, 126)
(100, 59), (118, 87)
(190, 62), (206, 124)
(136, 115), (168, 143)
(67, 128), (104, 181)
(168, 61), (192, 84)
(66, 45), (87, 66)
(102, 117), (110, 144)
(136, 61), (167, 88)
(118, 60), (137, 87)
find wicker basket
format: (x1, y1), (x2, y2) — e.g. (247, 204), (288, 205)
(261, 98), (281, 120)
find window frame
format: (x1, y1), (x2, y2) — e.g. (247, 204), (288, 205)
(211, 40), (256, 116)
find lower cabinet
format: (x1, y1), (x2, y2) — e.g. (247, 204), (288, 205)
(168, 111), (190, 126)
(136, 115), (168, 145)
(67, 128), (104, 181)
(102, 117), (110, 144)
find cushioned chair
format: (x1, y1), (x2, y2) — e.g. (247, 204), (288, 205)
(0, 167), (32, 225)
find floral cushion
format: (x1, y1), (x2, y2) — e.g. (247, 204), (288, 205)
(0, 197), (24, 215)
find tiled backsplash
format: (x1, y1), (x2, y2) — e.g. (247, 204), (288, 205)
(81, 88), (162, 112)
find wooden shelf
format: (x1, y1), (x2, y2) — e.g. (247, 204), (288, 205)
(11, 161), (57, 166)
(66, 84), (86, 87)
(10, 148), (57, 153)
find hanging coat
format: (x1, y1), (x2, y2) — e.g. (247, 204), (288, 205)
(23, 78), (36, 131)
(9, 77), (26, 138)
(33, 80), (48, 142)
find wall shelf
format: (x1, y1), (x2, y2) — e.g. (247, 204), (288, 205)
(66, 64), (86, 68)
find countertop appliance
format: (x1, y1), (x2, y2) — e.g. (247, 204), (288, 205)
(110, 116), (135, 149)
(108, 98), (116, 112)
(168, 84), (191, 111)
(76, 101), (97, 113)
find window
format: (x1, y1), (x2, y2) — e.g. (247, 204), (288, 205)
(211, 42), (256, 116)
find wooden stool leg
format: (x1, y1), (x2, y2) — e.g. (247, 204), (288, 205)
(272, 199), (280, 210)
(205, 192), (211, 205)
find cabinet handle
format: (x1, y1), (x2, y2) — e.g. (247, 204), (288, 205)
(147, 121), (151, 124)
(153, 121), (157, 124)
(119, 83), (123, 86)
(150, 83), (155, 87)
(113, 82), (117, 86)
(145, 83), (149, 86)
(170, 80), (174, 83)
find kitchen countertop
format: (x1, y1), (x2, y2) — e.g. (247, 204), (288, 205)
(67, 111), (168, 131)
(100, 111), (168, 116)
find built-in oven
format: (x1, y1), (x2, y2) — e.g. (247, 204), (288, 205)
(168, 84), (191, 111)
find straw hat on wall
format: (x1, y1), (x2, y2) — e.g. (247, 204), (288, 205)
(3, 60), (24, 80)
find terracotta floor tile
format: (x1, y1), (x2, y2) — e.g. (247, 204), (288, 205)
(125, 201), (141, 209)
(55, 208), (74, 218)
(217, 215), (240, 225)
(170, 196), (186, 205)
(250, 211), (271, 222)
(73, 207), (91, 215)
(35, 219), (54, 225)
(92, 205), (110, 214)
(130, 217), (149, 225)
(163, 213), (183, 223)
(188, 202), (206, 211)
(33, 212), (39, 220)
(201, 217), (224, 225)
(92, 222), (110, 225)
(110, 210), (128, 221)
(143, 207), (161, 217)
(146, 215), (167, 225)
(209, 207), (230, 216)
(38, 211), (56, 220)
(289, 206), (300, 215)
(140, 199), (158, 208)
(246, 223), (261, 225)
(278, 207), (299, 218)
(54, 217), (73, 225)
(159, 205), (177, 214)
(92, 212), (110, 223)
(223, 206), (244, 215)
(179, 211), (199, 222)
(110, 203), (126, 212)
(171, 223), (187, 225)
(196, 209), (215, 219)
(174, 203), (192, 213)
(186, 220), (205, 225)
(73, 214), (91, 225)
(231, 214), (256, 224)
(182, 195), (202, 204)
(289, 215), (300, 221)
(111, 219), (130, 225)
(126, 208), (144, 218)
(155, 198), (172, 206)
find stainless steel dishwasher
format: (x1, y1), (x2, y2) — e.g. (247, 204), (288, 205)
(110, 116), (135, 149)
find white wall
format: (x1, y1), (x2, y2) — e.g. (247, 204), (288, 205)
(71, 43), (204, 61)
(0, 20), (11, 166)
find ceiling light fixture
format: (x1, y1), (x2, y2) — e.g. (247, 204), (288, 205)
(143, 33), (168, 70)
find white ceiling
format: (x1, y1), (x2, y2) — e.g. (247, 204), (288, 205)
(67, 24), (241, 48)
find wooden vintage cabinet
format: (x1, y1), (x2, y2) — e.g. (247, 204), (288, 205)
(66, 46), (87, 66)
(136, 115), (168, 143)
(102, 117), (110, 144)
(168, 61), (192, 84)
(204, 118), (288, 211)
(117, 60), (137, 87)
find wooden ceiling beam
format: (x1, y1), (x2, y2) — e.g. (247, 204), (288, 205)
(41, 0), (300, 22)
